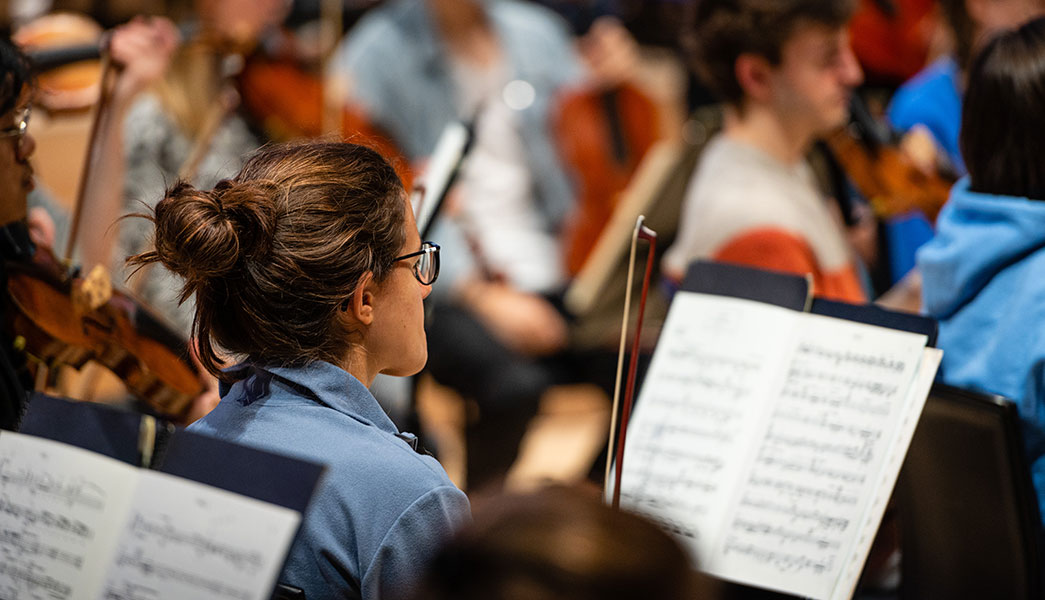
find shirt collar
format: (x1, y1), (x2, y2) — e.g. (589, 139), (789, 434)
(221, 361), (401, 437)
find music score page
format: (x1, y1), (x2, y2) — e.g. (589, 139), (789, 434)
(0, 432), (300, 600)
(620, 292), (940, 600)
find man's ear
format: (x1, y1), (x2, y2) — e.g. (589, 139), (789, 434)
(348, 271), (376, 326)
(735, 52), (774, 104)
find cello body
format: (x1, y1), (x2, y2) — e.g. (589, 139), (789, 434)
(555, 82), (661, 276)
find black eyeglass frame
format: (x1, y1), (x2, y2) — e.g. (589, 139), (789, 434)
(339, 241), (440, 312)
(395, 241), (440, 286)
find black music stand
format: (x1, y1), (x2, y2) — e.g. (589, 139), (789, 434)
(897, 383), (1045, 599)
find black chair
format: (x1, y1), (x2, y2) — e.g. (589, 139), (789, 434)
(897, 383), (1045, 599)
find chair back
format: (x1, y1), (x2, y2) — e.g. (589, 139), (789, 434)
(898, 383), (1044, 599)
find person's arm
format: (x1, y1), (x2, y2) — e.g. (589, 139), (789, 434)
(456, 279), (569, 357)
(72, 17), (179, 271)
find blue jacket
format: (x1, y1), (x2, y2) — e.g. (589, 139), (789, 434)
(917, 179), (1045, 521)
(189, 362), (470, 599)
(888, 56), (965, 174)
(883, 56), (966, 282)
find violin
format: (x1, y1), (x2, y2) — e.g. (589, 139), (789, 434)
(236, 49), (415, 189)
(2, 224), (202, 421)
(826, 94), (955, 223)
(12, 12), (106, 113)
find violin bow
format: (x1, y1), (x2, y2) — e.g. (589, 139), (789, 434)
(64, 47), (116, 262)
(177, 53), (243, 181)
(606, 214), (657, 509)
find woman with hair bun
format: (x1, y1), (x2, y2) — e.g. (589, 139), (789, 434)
(129, 141), (469, 600)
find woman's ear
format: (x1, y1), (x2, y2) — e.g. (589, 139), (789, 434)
(348, 271), (377, 326)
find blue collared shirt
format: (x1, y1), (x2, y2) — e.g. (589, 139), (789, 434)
(190, 361), (470, 600)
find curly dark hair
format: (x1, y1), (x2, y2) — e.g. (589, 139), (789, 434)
(686, 0), (856, 107)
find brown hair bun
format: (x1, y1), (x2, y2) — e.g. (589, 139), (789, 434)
(151, 180), (277, 290)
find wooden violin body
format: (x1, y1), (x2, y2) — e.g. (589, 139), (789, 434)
(237, 53), (414, 189)
(826, 95), (955, 223)
(14, 12), (105, 113)
(4, 242), (202, 421)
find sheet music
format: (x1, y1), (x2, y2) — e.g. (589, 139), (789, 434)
(712, 313), (928, 599)
(99, 470), (300, 600)
(620, 292), (933, 600)
(621, 293), (798, 552)
(833, 347), (941, 600)
(0, 432), (138, 600)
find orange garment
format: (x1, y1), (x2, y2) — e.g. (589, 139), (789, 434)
(714, 228), (867, 303)
(663, 135), (869, 304)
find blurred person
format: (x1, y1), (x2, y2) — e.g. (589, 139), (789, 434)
(59, 5), (285, 418)
(916, 15), (1045, 524)
(407, 486), (711, 600)
(877, 0), (1045, 309)
(329, 0), (638, 489)
(0, 34), (36, 429)
(131, 141), (471, 599)
(74, 0), (288, 339)
(888, 0), (1045, 173)
(662, 0), (867, 303)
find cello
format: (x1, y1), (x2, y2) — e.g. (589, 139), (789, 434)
(554, 16), (665, 276)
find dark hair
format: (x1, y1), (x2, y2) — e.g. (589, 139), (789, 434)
(128, 142), (406, 378)
(961, 16), (1045, 201)
(411, 487), (712, 600)
(686, 0), (856, 106)
(0, 36), (32, 115)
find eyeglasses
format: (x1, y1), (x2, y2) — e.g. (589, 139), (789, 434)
(0, 106), (30, 142)
(395, 241), (440, 286)
(339, 241), (440, 312)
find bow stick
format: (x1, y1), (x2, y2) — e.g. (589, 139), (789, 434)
(606, 214), (657, 509)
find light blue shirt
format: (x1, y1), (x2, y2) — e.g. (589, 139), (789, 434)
(189, 361), (470, 600)
(918, 178), (1045, 523)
